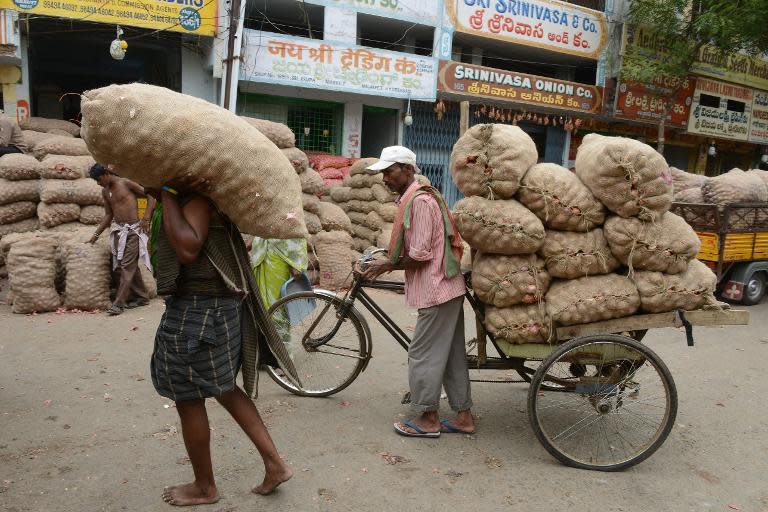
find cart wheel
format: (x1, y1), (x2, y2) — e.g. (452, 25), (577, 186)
(516, 362), (567, 391)
(528, 334), (677, 471)
(741, 272), (765, 306)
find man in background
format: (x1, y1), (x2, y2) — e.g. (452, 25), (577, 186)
(0, 116), (28, 156)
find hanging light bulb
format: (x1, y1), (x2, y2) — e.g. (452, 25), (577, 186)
(110, 25), (127, 60)
(404, 96), (413, 126)
(761, 146), (768, 163)
(708, 140), (717, 157)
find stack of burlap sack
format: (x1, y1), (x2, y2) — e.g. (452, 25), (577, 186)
(450, 125), (717, 354)
(0, 153), (43, 239)
(672, 166), (768, 205)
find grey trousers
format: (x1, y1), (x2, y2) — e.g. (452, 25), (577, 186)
(408, 296), (473, 413)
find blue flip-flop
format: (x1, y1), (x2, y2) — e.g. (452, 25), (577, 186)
(440, 419), (475, 434)
(393, 420), (440, 438)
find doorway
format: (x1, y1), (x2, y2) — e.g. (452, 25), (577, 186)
(361, 106), (398, 159)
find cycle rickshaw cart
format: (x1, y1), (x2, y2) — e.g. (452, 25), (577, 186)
(264, 251), (749, 471)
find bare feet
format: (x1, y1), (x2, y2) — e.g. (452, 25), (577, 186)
(162, 482), (219, 507)
(252, 463), (293, 495)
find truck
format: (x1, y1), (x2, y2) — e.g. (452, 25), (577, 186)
(671, 202), (768, 305)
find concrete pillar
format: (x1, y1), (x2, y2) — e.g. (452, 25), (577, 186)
(342, 102), (363, 158)
(324, 7), (356, 44)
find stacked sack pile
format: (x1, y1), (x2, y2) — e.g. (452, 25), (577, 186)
(450, 125), (717, 355)
(672, 166), (768, 205)
(309, 154), (352, 192)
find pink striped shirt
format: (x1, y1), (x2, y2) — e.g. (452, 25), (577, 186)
(399, 180), (466, 309)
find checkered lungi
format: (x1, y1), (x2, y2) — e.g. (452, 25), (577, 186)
(151, 295), (242, 402)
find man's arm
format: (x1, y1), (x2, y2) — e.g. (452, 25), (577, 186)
(89, 190), (114, 244)
(140, 195), (156, 233)
(161, 191), (210, 264)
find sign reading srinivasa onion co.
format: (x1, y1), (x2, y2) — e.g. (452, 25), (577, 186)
(437, 61), (602, 113)
(448, 0), (607, 59)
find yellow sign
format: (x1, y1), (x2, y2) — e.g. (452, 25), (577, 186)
(0, 0), (217, 37)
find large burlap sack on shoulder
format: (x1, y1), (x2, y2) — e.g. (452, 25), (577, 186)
(0, 201), (37, 224)
(7, 237), (61, 313)
(673, 186), (705, 203)
(539, 229), (619, 279)
(702, 168), (768, 205)
(317, 202), (352, 233)
(0, 217), (38, 236)
(378, 202), (397, 222)
(472, 253), (550, 307)
(518, 163), (605, 231)
(38, 202), (80, 228)
(304, 211), (322, 234)
(604, 213), (701, 274)
(0, 154), (44, 180)
(20, 117), (80, 136)
(330, 186), (352, 203)
(372, 183), (397, 203)
(33, 136), (90, 160)
(546, 274), (640, 326)
(453, 196), (545, 254)
(62, 240), (111, 310)
(348, 199), (375, 214)
(302, 193), (320, 214)
(22, 130), (57, 150)
(300, 168), (324, 195)
(633, 259), (717, 313)
(349, 157), (379, 175)
(80, 205), (105, 225)
(40, 155), (95, 180)
(575, 134), (673, 220)
(81, 84), (306, 239)
(0, 178), (39, 205)
(281, 147), (308, 173)
(485, 304), (551, 344)
(241, 117), (295, 148)
(365, 210), (384, 231)
(450, 123), (538, 199)
(313, 230), (355, 290)
(671, 167), (708, 192)
(39, 178), (104, 205)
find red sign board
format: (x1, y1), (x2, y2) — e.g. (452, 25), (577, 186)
(437, 60), (602, 113)
(614, 76), (696, 127)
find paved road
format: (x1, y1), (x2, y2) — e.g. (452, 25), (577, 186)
(1, 286), (767, 512)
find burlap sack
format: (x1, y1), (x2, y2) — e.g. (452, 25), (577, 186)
(40, 155), (95, 180)
(518, 163), (605, 231)
(0, 154), (43, 180)
(281, 147), (309, 173)
(348, 200), (375, 214)
(365, 210), (384, 231)
(485, 304), (551, 344)
(604, 213), (701, 274)
(329, 186), (351, 203)
(378, 202), (397, 222)
(33, 136), (90, 160)
(673, 186), (705, 203)
(539, 229), (619, 279)
(575, 134), (673, 220)
(450, 123), (538, 199)
(453, 197), (545, 255)
(304, 211), (322, 234)
(378, 226), (393, 247)
(7, 237), (61, 313)
(0, 179), (39, 205)
(344, 173), (383, 188)
(302, 193), (320, 214)
(81, 84), (306, 238)
(347, 211), (367, 225)
(352, 237), (369, 252)
(44, 221), (90, 233)
(371, 183), (397, 203)
(633, 259), (717, 313)
(546, 274), (640, 326)
(241, 117), (295, 148)
(79, 205), (105, 225)
(0, 264), (6, 278)
(0, 201), (37, 224)
(748, 168), (768, 189)
(350, 188), (374, 201)
(313, 230), (355, 290)
(300, 169), (324, 195)
(39, 178), (104, 205)
(702, 168), (768, 205)
(38, 203), (81, 228)
(317, 202), (352, 232)
(47, 128), (74, 138)
(22, 130), (57, 150)
(140, 263), (158, 299)
(349, 157), (379, 175)
(472, 253), (550, 307)
(62, 240), (111, 310)
(352, 224), (378, 244)
(335, 201), (351, 212)
(0, 217), (38, 236)
(20, 117), (80, 136)
(671, 167), (708, 192)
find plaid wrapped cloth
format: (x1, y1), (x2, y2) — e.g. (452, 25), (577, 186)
(151, 296), (242, 402)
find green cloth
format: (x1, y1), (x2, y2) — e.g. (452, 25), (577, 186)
(149, 202), (163, 275)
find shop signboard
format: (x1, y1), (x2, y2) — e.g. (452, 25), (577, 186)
(307, 0), (442, 26)
(447, 0), (607, 59)
(241, 31), (438, 101)
(749, 91), (768, 144)
(437, 60), (601, 112)
(687, 78), (752, 141)
(0, 0), (216, 36)
(614, 76), (696, 127)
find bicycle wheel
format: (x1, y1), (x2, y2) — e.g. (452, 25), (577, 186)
(265, 291), (369, 397)
(516, 360), (567, 391)
(528, 334), (677, 471)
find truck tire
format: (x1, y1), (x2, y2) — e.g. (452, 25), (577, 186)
(742, 271), (765, 306)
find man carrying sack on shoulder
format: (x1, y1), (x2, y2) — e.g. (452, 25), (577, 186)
(362, 146), (476, 438)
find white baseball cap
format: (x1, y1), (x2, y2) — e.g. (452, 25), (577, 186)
(366, 145), (418, 173)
